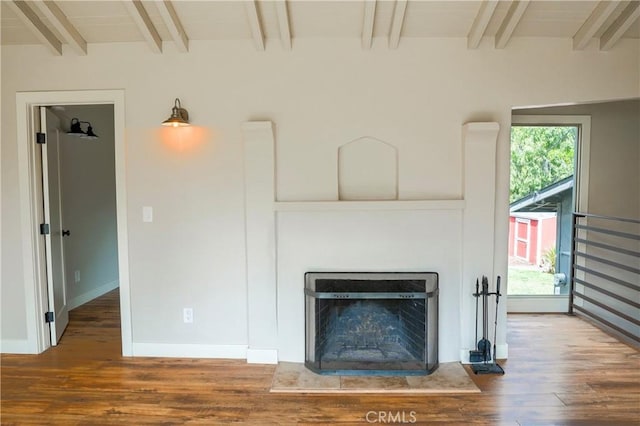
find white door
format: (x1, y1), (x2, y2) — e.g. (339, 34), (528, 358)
(40, 106), (70, 345)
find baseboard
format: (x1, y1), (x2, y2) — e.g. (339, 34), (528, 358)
(131, 343), (248, 359)
(247, 348), (278, 364)
(0, 339), (32, 354)
(496, 343), (508, 359)
(460, 344), (508, 364)
(68, 280), (119, 310)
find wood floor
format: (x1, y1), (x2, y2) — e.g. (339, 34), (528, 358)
(2, 290), (638, 425)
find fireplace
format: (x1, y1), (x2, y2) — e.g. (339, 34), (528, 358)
(304, 272), (438, 376)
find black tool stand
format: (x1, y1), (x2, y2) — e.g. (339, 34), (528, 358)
(470, 276), (505, 375)
(471, 360), (504, 375)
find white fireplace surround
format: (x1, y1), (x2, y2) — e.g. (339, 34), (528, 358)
(241, 121), (504, 364)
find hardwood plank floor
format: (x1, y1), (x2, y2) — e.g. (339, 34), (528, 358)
(2, 289), (639, 425)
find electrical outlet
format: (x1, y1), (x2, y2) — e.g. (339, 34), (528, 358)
(183, 308), (193, 324)
(74, 270), (80, 283)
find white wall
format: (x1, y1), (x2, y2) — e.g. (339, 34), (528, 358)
(57, 105), (119, 308)
(276, 209), (462, 362)
(2, 38), (639, 355)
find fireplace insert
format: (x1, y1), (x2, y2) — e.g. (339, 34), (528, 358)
(304, 272), (438, 376)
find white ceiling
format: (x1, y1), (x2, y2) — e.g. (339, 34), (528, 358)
(1, 1), (639, 54)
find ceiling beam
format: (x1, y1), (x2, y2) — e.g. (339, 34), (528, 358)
(244, 0), (265, 51)
(32, 0), (86, 55)
(123, 0), (162, 53)
(495, 0), (530, 49)
(274, 0), (292, 50)
(7, 1), (62, 55)
(156, 0), (189, 53)
(573, 1), (621, 50)
(600, 1), (640, 50)
(467, 0), (499, 49)
(362, 0), (377, 49)
(389, 0), (407, 49)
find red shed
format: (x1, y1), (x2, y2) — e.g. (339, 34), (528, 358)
(508, 213), (557, 267)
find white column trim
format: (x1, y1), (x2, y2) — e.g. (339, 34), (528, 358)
(241, 121), (278, 363)
(461, 122), (500, 360)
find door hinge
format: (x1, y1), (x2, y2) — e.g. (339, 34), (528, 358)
(45, 311), (54, 323)
(36, 132), (46, 144)
(40, 223), (50, 235)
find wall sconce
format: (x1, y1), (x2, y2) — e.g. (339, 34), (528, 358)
(67, 118), (99, 139)
(162, 98), (190, 127)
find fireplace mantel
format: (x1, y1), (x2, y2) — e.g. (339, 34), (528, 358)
(241, 120), (503, 366)
(274, 200), (465, 212)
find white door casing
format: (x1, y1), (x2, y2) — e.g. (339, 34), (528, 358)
(16, 90), (131, 355)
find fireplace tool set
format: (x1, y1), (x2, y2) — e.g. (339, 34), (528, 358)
(470, 275), (504, 375)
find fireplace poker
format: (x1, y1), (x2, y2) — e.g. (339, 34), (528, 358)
(474, 279), (479, 345)
(477, 276), (491, 363)
(469, 279), (483, 363)
(491, 276), (503, 372)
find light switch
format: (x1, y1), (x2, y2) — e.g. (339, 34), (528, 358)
(143, 206), (153, 223)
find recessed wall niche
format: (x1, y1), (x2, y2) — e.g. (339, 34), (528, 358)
(337, 137), (398, 201)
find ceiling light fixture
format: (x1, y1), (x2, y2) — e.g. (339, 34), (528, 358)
(162, 98), (190, 127)
(67, 118), (99, 140)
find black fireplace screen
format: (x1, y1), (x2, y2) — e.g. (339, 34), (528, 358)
(305, 272), (438, 376)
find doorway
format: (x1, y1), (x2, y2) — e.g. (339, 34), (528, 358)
(42, 104), (120, 345)
(16, 90), (132, 355)
(507, 115), (591, 313)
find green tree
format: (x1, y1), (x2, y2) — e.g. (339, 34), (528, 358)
(510, 126), (576, 203)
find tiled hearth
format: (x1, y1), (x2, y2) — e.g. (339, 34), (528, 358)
(270, 362), (480, 394)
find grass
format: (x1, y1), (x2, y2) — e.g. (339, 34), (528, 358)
(507, 267), (556, 295)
